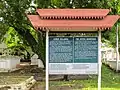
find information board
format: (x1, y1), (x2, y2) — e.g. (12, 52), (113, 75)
(49, 37), (98, 74)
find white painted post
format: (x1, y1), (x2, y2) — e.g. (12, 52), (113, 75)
(98, 30), (101, 90)
(116, 24), (119, 71)
(46, 30), (49, 90)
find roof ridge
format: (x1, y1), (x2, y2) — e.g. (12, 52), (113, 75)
(36, 9), (110, 20)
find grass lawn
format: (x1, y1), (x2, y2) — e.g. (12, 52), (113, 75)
(49, 64), (120, 90)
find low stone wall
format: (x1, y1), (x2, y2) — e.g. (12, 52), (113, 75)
(0, 56), (20, 72)
(0, 76), (36, 90)
(103, 60), (120, 70)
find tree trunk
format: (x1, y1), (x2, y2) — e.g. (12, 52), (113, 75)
(14, 27), (46, 67)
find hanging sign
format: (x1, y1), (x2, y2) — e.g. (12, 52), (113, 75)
(49, 37), (98, 74)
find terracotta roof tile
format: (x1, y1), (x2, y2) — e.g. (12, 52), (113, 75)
(27, 15), (119, 31)
(36, 9), (110, 19)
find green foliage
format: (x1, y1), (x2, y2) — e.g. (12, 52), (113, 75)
(72, 0), (108, 8)
(102, 0), (120, 51)
(4, 27), (34, 59)
(0, 0), (31, 27)
(35, 0), (110, 9)
(36, 0), (109, 9)
(51, 0), (72, 8)
(102, 26), (116, 47)
(36, 0), (51, 8)
(107, 0), (120, 14)
(0, 23), (8, 42)
(0, 0), (45, 65)
(29, 27), (38, 41)
(5, 27), (20, 48)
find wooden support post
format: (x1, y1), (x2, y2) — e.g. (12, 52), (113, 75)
(63, 75), (69, 81)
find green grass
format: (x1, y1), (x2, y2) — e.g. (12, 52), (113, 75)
(49, 64), (120, 90)
(101, 64), (120, 89)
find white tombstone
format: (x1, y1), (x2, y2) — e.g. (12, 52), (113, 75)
(30, 54), (44, 68)
(31, 54), (38, 65)
(0, 55), (20, 72)
(31, 54), (38, 59)
(38, 59), (44, 68)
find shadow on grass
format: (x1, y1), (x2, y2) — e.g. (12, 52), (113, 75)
(101, 64), (120, 89)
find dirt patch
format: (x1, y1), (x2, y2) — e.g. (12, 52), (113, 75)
(0, 76), (29, 85)
(0, 65), (45, 90)
(30, 85), (45, 90)
(49, 75), (94, 81)
(30, 82), (45, 90)
(50, 86), (73, 90)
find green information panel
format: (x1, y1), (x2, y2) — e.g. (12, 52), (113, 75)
(49, 37), (98, 63)
(49, 37), (73, 63)
(74, 37), (98, 63)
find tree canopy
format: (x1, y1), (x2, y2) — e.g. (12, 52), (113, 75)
(0, 0), (45, 66)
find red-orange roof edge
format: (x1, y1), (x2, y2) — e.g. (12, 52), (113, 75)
(27, 15), (119, 32)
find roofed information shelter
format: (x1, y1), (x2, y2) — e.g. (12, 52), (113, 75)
(27, 9), (119, 90)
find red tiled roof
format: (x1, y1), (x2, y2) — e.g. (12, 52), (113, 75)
(27, 15), (119, 32)
(37, 9), (110, 19)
